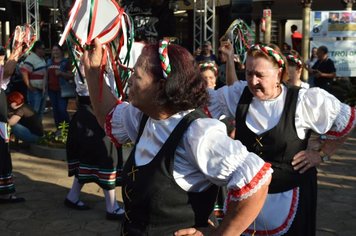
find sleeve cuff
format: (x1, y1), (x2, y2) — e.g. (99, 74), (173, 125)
(104, 101), (122, 147)
(325, 106), (356, 139)
(225, 162), (272, 208)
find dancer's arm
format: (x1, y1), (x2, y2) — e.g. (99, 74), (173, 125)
(175, 176), (271, 236)
(83, 38), (118, 128)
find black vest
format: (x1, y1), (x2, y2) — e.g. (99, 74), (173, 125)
(121, 110), (218, 235)
(235, 86), (315, 193)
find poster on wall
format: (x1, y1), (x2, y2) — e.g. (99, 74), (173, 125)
(311, 40), (356, 77)
(310, 11), (356, 38)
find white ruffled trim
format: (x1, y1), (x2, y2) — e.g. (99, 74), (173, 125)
(105, 102), (136, 144)
(243, 188), (300, 236)
(324, 105), (356, 139)
(273, 188), (299, 236)
(224, 164), (273, 212)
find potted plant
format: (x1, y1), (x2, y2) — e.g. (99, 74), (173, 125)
(30, 121), (69, 160)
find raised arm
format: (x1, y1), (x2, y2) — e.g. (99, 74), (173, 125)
(4, 36), (24, 80)
(218, 39), (238, 86)
(83, 38), (118, 128)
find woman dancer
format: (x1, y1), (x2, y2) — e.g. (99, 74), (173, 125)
(208, 44), (355, 235)
(84, 38), (272, 235)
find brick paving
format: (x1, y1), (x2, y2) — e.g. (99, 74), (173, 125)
(0, 111), (355, 235)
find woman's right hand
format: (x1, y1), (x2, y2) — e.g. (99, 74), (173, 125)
(83, 38), (103, 74)
(218, 39), (234, 61)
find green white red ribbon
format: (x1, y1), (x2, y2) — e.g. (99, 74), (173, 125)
(159, 39), (171, 79)
(250, 44), (285, 69)
(286, 54), (303, 68)
(3, 24), (36, 57)
(58, 0), (136, 100)
(223, 19), (255, 63)
(199, 62), (218, 75)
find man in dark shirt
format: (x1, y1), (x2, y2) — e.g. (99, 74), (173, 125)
(195, 41), (219, 64)
(310, 46), (336, 93)
(7, 91), (43, 143)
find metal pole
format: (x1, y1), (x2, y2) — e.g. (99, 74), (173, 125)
(263, 8), (272, 44)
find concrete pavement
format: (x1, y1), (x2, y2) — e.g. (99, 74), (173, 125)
(1, 125), (356, 235)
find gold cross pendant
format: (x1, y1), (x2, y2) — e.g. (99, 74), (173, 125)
(127, 166), (139, 181)
(255, 136), (263, 147)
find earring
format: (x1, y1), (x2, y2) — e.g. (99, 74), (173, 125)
(276, 82), (281, 88)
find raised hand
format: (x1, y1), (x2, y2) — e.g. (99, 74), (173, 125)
(83, 38), (103, 75)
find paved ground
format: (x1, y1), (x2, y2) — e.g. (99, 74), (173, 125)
(0, 111), (356, 235)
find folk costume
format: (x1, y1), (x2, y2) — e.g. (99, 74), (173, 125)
(66, 64), (122, 192)
(0, 66), (21, 200)
(208, 81), (356, 236)
(0, 85), (13, 195)
(105, 103), (273, 235)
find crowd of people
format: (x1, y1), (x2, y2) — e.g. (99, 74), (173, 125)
(0, 20), (354, 236)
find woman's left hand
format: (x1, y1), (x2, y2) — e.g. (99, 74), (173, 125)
(174, 228), (205, 236)
(175, 224), (215, 236)
(291, 150), (322, 174)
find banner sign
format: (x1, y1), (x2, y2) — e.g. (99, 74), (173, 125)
(311, 40), (356, 77)
(310, 11), (356, 38)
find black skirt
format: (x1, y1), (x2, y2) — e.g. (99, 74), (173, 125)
(66, 100), (122, 190)
(0, 90), (15, 195)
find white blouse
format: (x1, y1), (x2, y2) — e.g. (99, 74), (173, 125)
(105, 103), (273, 201)
(208, 81), (355, 140)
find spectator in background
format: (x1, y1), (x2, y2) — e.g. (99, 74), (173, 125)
(47, 44), (73, 128)
(285, 50), (310, 89)
(305, 47), (318, 87)
(20, 40), (47, 120)
(195, 40), (219, 64)
(309, 46), (336, 94)
(7, 91), (43, 144)
(282, 42), (291, 54)
(291, 25), (302, 54)
(7, 55), (27, 100)
(199, 61), (218, 89)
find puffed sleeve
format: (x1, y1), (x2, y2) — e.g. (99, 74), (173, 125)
(296, 87), (356, 139)
(183, 118), (273, 203)
(208, 80), (248, 119)
(104, 101), (143, 146)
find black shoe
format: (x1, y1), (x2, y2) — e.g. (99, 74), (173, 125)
(64, 198), (90, 210)
(0, 195), (25, 204)
(106, 207), (125, 220)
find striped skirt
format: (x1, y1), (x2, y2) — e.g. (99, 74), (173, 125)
(66, 103), (122, 190)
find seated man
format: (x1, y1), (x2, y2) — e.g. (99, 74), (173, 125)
(7, 91), (43, 143)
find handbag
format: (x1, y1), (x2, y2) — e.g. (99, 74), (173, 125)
(60, 79), (76, 98)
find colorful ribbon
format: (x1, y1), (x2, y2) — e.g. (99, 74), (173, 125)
(199, 62), (218, 75)
(3, 24), (36, 57)
(223, 19), (255, 63)
(159, 39), (171, 79)
(59, 0), (135, 100)
(286, 54), (303, 67)
(250, 44), (286, 69)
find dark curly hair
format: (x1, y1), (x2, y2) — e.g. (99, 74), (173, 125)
(139, 43), (209, 112)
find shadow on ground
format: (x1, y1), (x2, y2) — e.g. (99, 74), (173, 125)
(1, 151), (123, 236)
